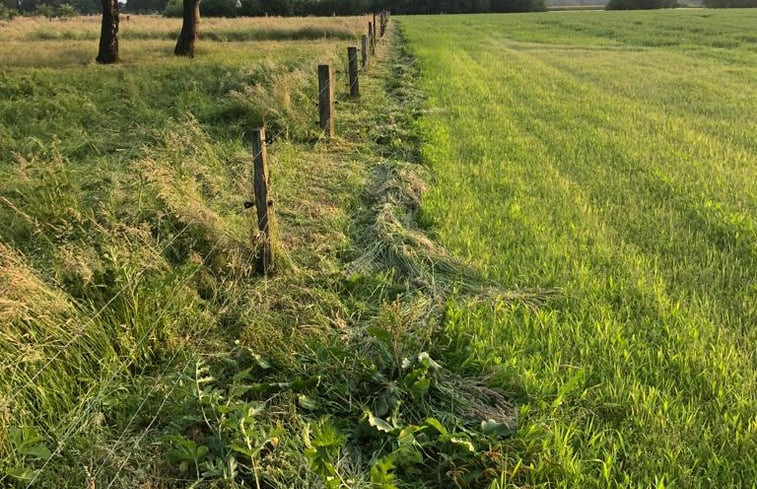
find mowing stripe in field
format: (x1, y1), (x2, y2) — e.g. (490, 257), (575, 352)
(401, 10), (756, 488)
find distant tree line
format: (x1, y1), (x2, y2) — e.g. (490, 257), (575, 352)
(606, 0), (677, 9)
(159, 0), (547, 17)
(1, 0), (99, 16)
(1, 0), (550, 17)
(702, 0), (755, 6)
(608, 0), (754, 8)
(3, 0), (753, 21)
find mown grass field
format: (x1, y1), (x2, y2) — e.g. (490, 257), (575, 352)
(401, 9), (756, 488)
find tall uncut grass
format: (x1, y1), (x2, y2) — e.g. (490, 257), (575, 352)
(0, 15), (365, 487)
(0, 15), (361, 42)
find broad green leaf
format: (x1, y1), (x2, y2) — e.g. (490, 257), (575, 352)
(232, 367), (253, 384)
(481, 419), (514, 438)
(416, 352), (440, 370)
(290, 375), (321, 391)
(19, 443), (51, 460)
(6, 466), (38, 481)
(251, 353), (272, 370)
(370, 455), (399, 487)
(424, 417), (448, 435)
(195, 445), (209, 460)
(230, 442), (256, 458)
(298, 394), (320, 411)
(410, 377), (431, 398)
(394, 429), (423, 465)
(449, 437), (475, 453)
(364, 410), (395, 433)
(367, 325), (393, 344)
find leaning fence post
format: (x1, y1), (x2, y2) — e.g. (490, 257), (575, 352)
(347, 47), (359, 98)
(361, 34), (368, 69)
(250, 127), (274, 275)
(318, 64), (334, 138)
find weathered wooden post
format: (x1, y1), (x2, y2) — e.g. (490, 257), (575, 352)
(372, 12), (377, 43)
(361, 34), (368, 69)
(380, 11), (386, 37)
(318, 64), (334, 138)
(347, 47), (359, 98)
(368, 22), (375, 55)
(250, 127), (274, 275)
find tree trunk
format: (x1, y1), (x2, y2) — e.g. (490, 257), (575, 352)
(174, 0), (200, 57)
(96, 0), (119, 64)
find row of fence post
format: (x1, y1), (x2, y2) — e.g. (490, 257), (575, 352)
(250, 11), (390, 274)
(319, 10), (390, 138)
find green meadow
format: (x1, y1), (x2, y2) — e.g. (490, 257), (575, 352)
(402, 9), (756, 488)
(0, 8), (755, 489)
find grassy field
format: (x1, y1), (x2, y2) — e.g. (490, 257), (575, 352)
(0, 15), (378, 487)
(3, 14), (524, 489)
(1, 9), (755, 489)
(401, 9), (756, 489)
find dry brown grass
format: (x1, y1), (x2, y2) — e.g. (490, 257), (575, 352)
(0, 14), (368, 42)
(0, 14), (365, 67)
(0, 243), (75, 376)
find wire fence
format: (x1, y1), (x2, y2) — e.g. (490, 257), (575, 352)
(7, 122), (286, 485)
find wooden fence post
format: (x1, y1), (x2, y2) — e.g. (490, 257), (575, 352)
(372, 12), (377, 43)
(369, 22), (375, 55)
(250, 127), (274, 275)
(361, 34), (368, 69)
(380, 11), (386, 37)
(347, 46), (359, 98)
(318, 64), (334, 138)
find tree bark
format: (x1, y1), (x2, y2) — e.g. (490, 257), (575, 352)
(96, 0), (119, 64)
(174, 0), (200, 57)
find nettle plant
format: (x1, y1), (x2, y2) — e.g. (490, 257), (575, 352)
(350, 350), (516, 488)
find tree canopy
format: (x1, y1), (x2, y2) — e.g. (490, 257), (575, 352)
(6, 0), (754, 18)
(606, 0), (677, 9)
(703, 0), (756, 6)
(161, 0), (547, 17)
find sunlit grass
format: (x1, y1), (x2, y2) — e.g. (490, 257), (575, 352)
(2, 9), (755, 488)
(0, 14), (363, 42)
(402, 9), (757, 488)
(0, 15), (369, 487)
(0, 15), (366, 67)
